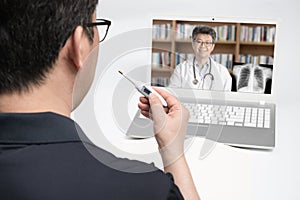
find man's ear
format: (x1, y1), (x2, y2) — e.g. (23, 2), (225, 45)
(71, 26), (85, 70)
(211, 43), (215, 52)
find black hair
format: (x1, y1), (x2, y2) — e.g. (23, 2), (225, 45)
(0, 0), (98, 94)
(192, 25), (216, 43)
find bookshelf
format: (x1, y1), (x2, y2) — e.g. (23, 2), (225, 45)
(151, 19), (276, 86)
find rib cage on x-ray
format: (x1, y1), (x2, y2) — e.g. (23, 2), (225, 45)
(233, 64), (272, 93)
(238, 67), (250, 89)
(254, 68), (264, 89)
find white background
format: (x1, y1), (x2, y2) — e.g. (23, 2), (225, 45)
(75, 0), (300, 199)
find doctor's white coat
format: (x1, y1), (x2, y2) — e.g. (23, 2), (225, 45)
(168, 57), (232, 91)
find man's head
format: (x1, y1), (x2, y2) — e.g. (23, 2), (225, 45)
(191, 25), (216, 59)
(0, 0), (98, 95)
(192, 25), (216, 43)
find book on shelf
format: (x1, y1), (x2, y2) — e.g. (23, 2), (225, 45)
(152, 23), (172, 40)
(214, 25), (236, 41)
(240, 25), (276, 42)
(176, 24), (194, 40)
(211, 53), (234, 69)
(152, 52), (171, 68)
(175, 23), (236, 41)
(239, 54), (274, 65)
(151, 77), (170, 87)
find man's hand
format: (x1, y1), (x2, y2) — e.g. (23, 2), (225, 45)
(138, 88), (190, 166)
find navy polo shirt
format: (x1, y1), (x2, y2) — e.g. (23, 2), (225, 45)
(0, 112), (184, 200)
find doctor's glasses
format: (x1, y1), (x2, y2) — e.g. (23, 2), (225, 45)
(193, 40), (214, 47)
(86, 19), (111, 43)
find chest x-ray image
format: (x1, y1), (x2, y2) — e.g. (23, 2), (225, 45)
(232, 64), (272, 94)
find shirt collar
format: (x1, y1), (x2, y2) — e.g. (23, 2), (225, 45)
(194, 58), (210, 69)
(194, 58), (211, 77)
(0, 112), (82, 144)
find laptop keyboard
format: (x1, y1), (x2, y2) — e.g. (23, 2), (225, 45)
(182, 102), (271, 128)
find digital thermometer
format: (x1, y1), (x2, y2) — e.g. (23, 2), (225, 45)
(118, 71), (168, 107)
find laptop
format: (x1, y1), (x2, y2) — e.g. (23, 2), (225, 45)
(126, 16), (278, 149)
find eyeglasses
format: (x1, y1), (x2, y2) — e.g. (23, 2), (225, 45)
(193, 40), (214, 47)
(86, 19), (111, 43)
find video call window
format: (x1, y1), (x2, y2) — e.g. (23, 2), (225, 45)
(151, 19), (276, 94)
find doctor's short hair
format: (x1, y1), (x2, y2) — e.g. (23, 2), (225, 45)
(192, 25), (217, 43)
(0, 0), (98, 95)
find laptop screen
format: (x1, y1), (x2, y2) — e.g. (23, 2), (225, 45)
(151, 17), (277, 97)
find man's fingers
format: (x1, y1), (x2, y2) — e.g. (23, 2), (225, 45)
(141, 110), (150, 118)
(138, 102), (150, 111)
(139, 96), (149, 104)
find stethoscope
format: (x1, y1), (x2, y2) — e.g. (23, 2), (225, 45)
(192, 57), (214, 89)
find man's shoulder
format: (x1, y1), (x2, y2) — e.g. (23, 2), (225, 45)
(1, 141), (179, 199)
(63, 142), (180, 199)
(175, 59), (193, 70)
(65, 142), (184, 199)
(80, 141), (160, 173)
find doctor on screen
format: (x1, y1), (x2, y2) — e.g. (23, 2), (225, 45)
(168, 25), (232, 91)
